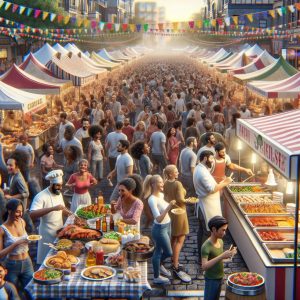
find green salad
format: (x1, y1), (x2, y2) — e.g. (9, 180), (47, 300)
(103, 232), (121, 240)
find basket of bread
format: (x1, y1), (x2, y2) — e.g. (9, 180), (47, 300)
(44, 251), (79, 270)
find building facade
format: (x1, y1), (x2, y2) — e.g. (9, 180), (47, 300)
(135, 1), (158, 24)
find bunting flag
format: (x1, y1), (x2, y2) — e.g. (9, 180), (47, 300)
(42, 12), (49, 21)
(143, 23), (148, 32)
(269, 10), (275, 18)
(136, 24), (142, 32)
(277, 8), (283, 16)
(114, 23), (120, 32)
(288, 5), (295, 13)
(295, 3), (300, 10)
(232, 16), (238, 25)
(70, 17), (76, 25)
(57, 15), (64, 23)
(26, 8), (33, 16)
(64, 16), (70, 24)
(217, 18), (223, 26)
(188, 21), (195, 29)
(83, 19), (90, 28)
(122, 23), (128, 31)
(196, 20), (202, 28)
(224, 17), (230, 26)
(4, 2), (12, 11)
(281, 7), (286, 15)
(246, 14), (253, 22)
(158, 23), (164, 31)
(0, 0), (4, 9)
(172, 22), (178, 31)
(100, 22), (105, 31)
(211, 19), (216, 27)
(12, 4), (19, 13)
(106, 23), (113, 30)
(77, 17), (83, 27)
(34, 9), (42, 19)
(50, 13), (56, 22)
(129, 24), (135, 32)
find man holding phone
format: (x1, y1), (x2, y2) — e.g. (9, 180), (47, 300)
(201, 216), (237, 300)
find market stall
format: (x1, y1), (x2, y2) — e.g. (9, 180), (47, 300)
(0, 80), (53, 152)
(89, 51), (120, 71)
(223, 110), (300, 300)
(25, 203), (152, 300)
(24, 43), (57, 65)
(97, 49), (125, 63)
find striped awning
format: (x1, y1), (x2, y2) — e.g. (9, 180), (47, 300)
(237, 110), (300, 179)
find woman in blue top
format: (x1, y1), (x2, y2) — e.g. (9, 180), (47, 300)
(0, 199), (33, 291)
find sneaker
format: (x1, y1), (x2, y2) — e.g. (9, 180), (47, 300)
(160, 265), (171, 277)
(173, 266), (192, 283)
(153, 275), (171, 285)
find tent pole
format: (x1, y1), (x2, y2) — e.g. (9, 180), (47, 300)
(293, 156), (300, 300)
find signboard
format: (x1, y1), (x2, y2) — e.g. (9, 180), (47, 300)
(237, 121), (290, 178)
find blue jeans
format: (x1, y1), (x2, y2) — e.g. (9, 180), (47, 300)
(90, 159), (103, 180)
(151, 222), (172, 278)
(204, 278), (222, 300)
(5, 256), (34, 289)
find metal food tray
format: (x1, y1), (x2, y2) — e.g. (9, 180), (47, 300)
(262, 243), (300, 263)
(245, 214), (295, 229)
(239, 203), (287, 215)
(231, 194), (274, 205)
(253, 228), (298, 244)
(228, 183), (271, 196)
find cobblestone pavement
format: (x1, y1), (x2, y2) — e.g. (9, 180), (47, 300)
(29, 156), (248, 299)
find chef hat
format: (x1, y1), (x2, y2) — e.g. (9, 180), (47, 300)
(45, 170), (64, 184)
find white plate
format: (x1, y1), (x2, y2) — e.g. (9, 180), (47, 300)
(85, 241), (120, 257)
(81, 266), (116, 281)
(44, 255), (80, 270)
(27, 235), (42, 242)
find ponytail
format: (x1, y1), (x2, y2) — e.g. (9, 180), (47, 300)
(142, 175), (153, 200)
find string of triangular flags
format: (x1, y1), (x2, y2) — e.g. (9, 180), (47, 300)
(0, 0), (299, 31)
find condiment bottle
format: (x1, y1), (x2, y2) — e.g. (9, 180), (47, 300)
(102, 215), (107, 232)
(96, 247), (104, 265)
(86, 246), (96, 267)
(98, 192), (104, 207)
(109, 214), (114, 231)
(71, 263), (76, 272)
(96, 218), (101, 231)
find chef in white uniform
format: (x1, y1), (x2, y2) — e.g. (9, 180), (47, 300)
(29, 170), (66, 264)
(193, 150), (232, 261)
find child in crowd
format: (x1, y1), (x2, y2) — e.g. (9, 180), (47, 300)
(201, 216), (237, 300)
(0, 263), (20, 300)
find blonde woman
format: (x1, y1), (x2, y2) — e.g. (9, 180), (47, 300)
(163, 165), (191, 283)
(143, 174), (175, 285)
(132, 121), (146, 143)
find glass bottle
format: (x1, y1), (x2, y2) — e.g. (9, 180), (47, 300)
(86, 246), (96, 267)
(96, 218), (101, 231)
(109, 214), (114, 231)
(98, 192), (104, 206)
(102, 216), (107, 232)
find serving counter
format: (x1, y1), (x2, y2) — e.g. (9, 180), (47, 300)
(224, 186), (300, 300)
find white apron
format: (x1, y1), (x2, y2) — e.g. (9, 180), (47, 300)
(198, 191), (222, 231)
(37, 189), (64, 264)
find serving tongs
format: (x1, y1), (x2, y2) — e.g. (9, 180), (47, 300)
(43, 243), (58, 251)
(62, 207), (86, 225)
(242, 174), (256, 183)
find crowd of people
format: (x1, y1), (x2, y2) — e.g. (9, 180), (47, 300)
(0, 53), (290, 300)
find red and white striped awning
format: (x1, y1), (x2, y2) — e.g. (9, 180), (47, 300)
(237, 110), (300, 179)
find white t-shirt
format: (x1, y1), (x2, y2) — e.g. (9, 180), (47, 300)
(106, 131), (127, 158)
(150, 131), (166, 155)
(116, 153), (133, 183)
(75, 128), (89, 142)
(148, 193), (170, 224)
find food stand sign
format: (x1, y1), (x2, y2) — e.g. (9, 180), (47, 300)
(237, 120), (290, 178)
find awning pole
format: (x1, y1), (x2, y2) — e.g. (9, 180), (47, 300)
(293, 156), (300, 300)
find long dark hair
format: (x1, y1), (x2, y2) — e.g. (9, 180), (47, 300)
(2, 199), (24, 221)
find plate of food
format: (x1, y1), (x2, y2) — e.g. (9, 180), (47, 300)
(123, 241), (154, 261)
(85, 238), (120, 256)
(185, 197), (199, 204)
(57, 224), (102, 241)
(228, 272), (264, 289)
(171, 208), (185, 215)
(105, 252), (124, 268)
(44, 251), (80, 270)
(33, 268), (63, 285)
(81, 266), (116, 281)
(27, 235), (42, 242)
(76, 204), (111, 220)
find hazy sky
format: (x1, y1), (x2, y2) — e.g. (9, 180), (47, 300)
(136, 0), (203, 22)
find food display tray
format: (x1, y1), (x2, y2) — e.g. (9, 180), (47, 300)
(253, 228), (298, 244)
(228, 183), (271, 195)
(239, 203), (287, 215)
(245, 214), (295, 229)
(262, 243), (300, 263)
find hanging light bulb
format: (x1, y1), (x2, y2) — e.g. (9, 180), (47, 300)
(286, 181), (294, 195)
(251, 153), (257, 164)
(237, 140), (242, 151)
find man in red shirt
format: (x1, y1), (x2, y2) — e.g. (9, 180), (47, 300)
(122, 118), (135, 143)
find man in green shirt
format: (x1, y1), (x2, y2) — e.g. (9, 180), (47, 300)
(201, 216), (237, 300)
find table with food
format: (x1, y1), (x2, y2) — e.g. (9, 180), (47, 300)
(25, 203), (152, 300)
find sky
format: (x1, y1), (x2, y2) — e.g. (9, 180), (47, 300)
(136, 0), (203, 22)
